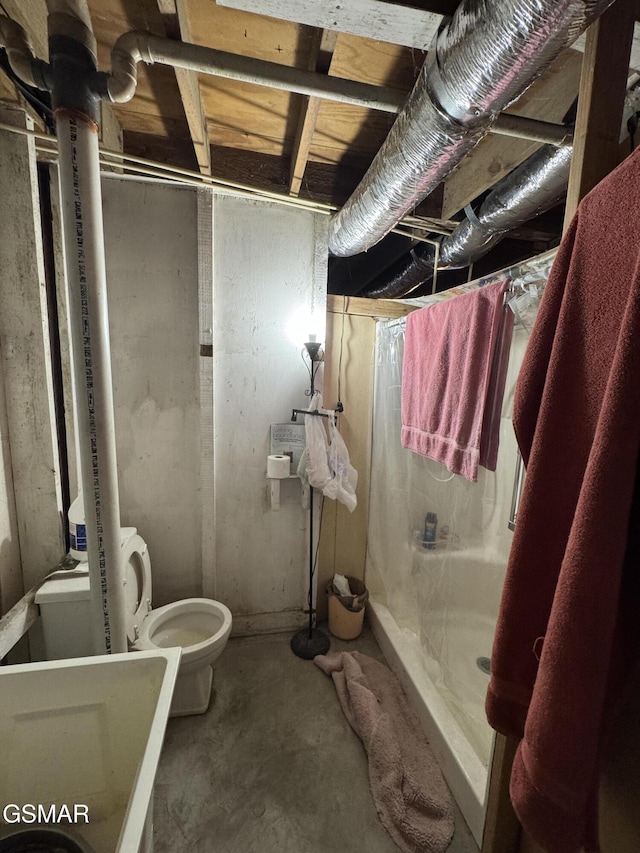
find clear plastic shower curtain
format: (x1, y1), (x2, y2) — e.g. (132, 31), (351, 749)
(366, 312), (529, 765)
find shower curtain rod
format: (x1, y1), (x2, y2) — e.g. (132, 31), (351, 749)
(383, 246), (559, 328)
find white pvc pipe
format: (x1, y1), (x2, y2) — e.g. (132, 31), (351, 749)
(104, 32), (572, 147)
(0, 16), (41, 87)
(56, 111), (127, 654)
(107, 31), (404, 112)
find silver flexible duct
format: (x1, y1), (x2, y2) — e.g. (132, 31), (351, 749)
(362, 143), (573, 298)
(329, 0), (615, 257)
(440, 144), (573, 266)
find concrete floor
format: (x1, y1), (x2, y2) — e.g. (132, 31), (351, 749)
(154, 626), (480, 853)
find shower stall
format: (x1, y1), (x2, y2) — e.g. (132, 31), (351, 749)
(365, 260), (550, 846)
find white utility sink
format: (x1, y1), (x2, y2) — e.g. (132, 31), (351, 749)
(0, 648), (181, 853)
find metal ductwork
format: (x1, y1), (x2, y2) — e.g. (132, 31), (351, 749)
(361, 142), (573, 298)
(328, 0), (615, 258)
(442, 143), (573, 266)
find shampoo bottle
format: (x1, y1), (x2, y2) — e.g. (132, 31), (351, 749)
(423, 512), (438, 550)
(68, 492), (87, 562)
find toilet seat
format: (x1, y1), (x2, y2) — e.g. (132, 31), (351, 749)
(135, 597), (232, 662)
(121, 533), (232, 663)
(121, 532), (153, 644)
(36, 527), (232, 716)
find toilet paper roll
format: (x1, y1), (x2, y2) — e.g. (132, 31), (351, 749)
(267, 454), (291, 479)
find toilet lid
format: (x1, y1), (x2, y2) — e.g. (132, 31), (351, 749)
(121, 532), (152, 644)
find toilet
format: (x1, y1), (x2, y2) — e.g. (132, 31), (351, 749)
(35, 528), (232, 717)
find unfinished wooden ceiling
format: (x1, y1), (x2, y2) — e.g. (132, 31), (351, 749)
(2, 0), (639, 294)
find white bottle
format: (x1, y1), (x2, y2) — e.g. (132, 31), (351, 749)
(68, 492), (87, 562)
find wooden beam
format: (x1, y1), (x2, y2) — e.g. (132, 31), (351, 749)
(384, 0), (459, 16)
(481, 735), (521, 853)
(327, 294), (417, 318)
(122, 129), (199, 172)
(207, 142), (372, 206)
(290, 29), (338, 196)
(563, 0), (635, 227)
(99, 101), (123, 173)
(157, 0), (211, 175)
(216, 0), (443, 50)
(571, 21), (640, 72)
(290, 97), (322, 195)
(0, 589), (39, 661)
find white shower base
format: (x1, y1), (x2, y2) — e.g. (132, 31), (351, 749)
(420, 610), (496, 767)
(368, 599), (489, 847)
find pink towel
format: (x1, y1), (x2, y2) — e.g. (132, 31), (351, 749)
(315, 651), (454, 853)
(486, 147), (640, 852)
(401, 280), (509, 481)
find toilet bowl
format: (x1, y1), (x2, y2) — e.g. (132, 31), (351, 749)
(132, 597), (232, 716)
(35, 528), (232, 717)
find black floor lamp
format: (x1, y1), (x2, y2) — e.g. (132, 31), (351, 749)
(290, 337), (331, 660)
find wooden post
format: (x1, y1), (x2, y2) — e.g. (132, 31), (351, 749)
(481, 735), (521, 853)
(563, 0), (635, 227)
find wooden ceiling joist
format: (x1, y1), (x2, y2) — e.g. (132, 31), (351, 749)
(216, 0), (446, 50)
(157, 0), (211, 175)
(563, 0), (636, 227)
(327, 293), (416, 319)
(289, 28), (338, 196)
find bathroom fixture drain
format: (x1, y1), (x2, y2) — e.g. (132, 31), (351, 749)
(476, 656), (492, 675)
(0, 826), (95, 853)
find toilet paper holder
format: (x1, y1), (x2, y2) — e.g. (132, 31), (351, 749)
(267, 453), (293, 512)
(290, 401), (344, 422)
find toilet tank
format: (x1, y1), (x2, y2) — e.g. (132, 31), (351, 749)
(34, 569), (94, 659)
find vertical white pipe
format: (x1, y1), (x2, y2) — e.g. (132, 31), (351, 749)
(56, 111), (127, 654)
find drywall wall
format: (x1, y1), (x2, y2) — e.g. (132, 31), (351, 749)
(101, 177), (202, 606)
(56, 177), (329, 621)
(209, 195), (327, 632)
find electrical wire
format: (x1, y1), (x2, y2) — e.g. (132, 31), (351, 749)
(12, 75), (54, 120)
(0, 122), (456, 239)
(336, 296), (346, 409)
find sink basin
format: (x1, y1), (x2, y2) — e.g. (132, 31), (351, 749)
(0, 648), (181, 853)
